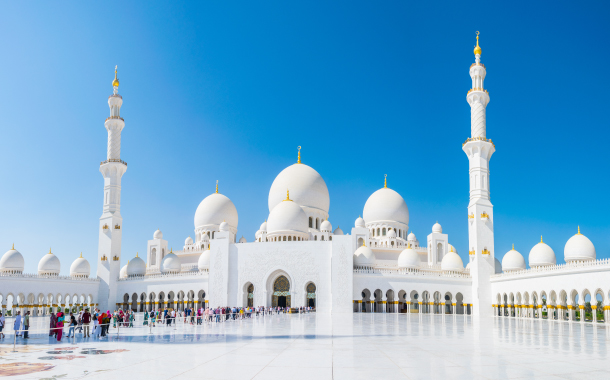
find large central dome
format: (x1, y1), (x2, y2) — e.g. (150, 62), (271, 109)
(194, 193), (238, 231)
(268, 163), (329, 214)
(363, 187), (409, 226)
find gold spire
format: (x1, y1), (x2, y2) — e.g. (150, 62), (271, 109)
(112, 65), (119, 87)
(284, 189), (292, 201)
(577, 226), (581, 235)
(80, 252), (83, 258)
(216, 180), (219, 194)
(11, 243), (14, 250)
(384, 174), (387, 188)
(297, 146), (302, 164)
(362, 240), (366, 247)
(48, 247), (52, 255)
(512, 243), (514, 250)
(473, 31), (482, 56)
(136, 252), (139, 257)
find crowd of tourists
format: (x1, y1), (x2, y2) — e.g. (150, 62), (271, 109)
(0, 306), (315, 340)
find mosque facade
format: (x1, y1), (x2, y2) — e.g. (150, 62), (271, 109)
(1, 35), (610, 323)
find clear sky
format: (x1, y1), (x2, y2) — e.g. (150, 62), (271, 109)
(1, 1), (609, 273)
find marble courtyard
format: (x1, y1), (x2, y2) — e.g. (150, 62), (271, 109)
(0, 313), (608, 379)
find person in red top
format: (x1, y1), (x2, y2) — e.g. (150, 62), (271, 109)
(82, 309), (91, 337)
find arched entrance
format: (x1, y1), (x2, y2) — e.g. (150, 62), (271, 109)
(272, 275), (290, 308)
(306, 283), (316, 308)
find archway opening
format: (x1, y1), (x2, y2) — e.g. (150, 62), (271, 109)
(272, 275), (290, 308)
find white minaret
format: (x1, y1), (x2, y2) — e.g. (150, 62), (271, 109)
(463, 33), (495, 318)
(96, 66), (127, 311)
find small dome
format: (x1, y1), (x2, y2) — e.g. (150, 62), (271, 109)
(432, 222), (442, 234)
(355, 216), (365, 228)
(259, 221), (268, 232)
(333, 226), (344, 235)
(441, 251), (464, 272)
(70, 254), (90, 277)
(126, 254), (146, 276)
(153, 229), (163, 239)
(397, 247), (420, 269)
(267, 196), (309, 235)
(466, 261), (472, 270)
(564, 228), (596, 262)
(120, 264), (128, 278)
(185, 236), (193, 245)
(194, 193), (239, 232)
(219, 221), (229, 232)
(38, 249), (61, 275)
(320, 220), (332, 232)
(407, 232), (416, 241)
(201, 233), (210, 243)
(502, 246), (526, 272)
(387, 229), (396, 238)
(239, 236), (247, 243)
(363, 187), (409, 226)
(161, 252), (181, 273)
(448, 244), (458, 254)
(353, 245), (376, 267)
(0, 246), (24, 273)
(198, 249), (211, 271)
(529, 238), (556, 267)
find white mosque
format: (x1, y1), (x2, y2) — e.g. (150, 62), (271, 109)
(1, 34), (610, 324)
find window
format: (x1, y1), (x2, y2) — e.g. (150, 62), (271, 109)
(283, 236), (286, 241)
(377, 228), (380, 236)
(314, 235), (317, 241)
(382, 228), (386, 236)
(321, 236), (324, 241)
(309, 217), (313, 228)
(316, 218), (319, 230)
(288, 236), (292, 241)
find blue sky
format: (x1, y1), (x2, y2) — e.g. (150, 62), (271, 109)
(1, 1), (609, 273)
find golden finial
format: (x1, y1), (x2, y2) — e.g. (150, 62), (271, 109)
(297, 146), (301, 164)
(512, 243), (514, 250)
(474, 31), (482, 56)
(48, 247), (52, 255)
(285, 189), (292, 201)
(170, 247), (173, 253)
(215, 180), (218, 194)
(541, 236), (543, 243)
(577, 226), (581, 235)
(11, 243), (14, 250)
(112, 65), (119, 87)
(384, 174), (387, 188)
(136, 252), (139, 257)
(362, 240), (366, 247)
(80, 252), (83, 258)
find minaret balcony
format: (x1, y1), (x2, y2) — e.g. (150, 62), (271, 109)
(100, 159), (127, 166)
(462, 137), (494, 147)
(105, 116), (124, 122)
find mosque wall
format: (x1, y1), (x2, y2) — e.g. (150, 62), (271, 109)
(234, 240), (333, 312)
(490, 261), (610, 308)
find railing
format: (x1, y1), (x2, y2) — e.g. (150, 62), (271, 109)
(470, 63), (486, 69)
(180, 263), (199, 272)
(100, 158), (127, 166)
(105, 116), (124, 122)
(462, 137), (495, 147)
(491, 258), (610, 280)
(118, 270), (206, 281)
(0, 272), (99, 281)
(354, 267), (471, 279)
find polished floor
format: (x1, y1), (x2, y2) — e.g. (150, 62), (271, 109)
(0, 313), (608, 379)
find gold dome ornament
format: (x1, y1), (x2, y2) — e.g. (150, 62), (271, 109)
(112, 65), (119, 87)
(473, 31), (482, 56)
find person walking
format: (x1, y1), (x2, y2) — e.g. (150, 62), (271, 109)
(56, 312), (64, 341)
(67, 313), (76, 338)
(23, 311), (30, 339)
(14, 311), (22, 337)
(0, 312), (5, 339)
(83, 309), (91, 337)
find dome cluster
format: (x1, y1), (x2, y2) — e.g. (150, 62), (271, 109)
(0, 245), (91, 277)
(500, 228), (596, 273)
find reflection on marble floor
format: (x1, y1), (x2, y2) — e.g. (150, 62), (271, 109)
(0, 313), (609, 379)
